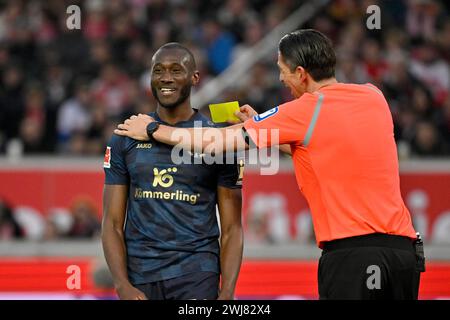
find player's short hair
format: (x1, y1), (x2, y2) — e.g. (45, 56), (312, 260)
(156, 42), (197, 69)
(278, 29), (336, 81)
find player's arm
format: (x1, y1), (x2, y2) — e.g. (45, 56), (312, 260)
(216, 186), (243, 300)
(101, 185), (147, 300)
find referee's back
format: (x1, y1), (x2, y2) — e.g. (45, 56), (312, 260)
(292, 83), (417, 247)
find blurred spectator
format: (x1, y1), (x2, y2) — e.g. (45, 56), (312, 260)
(57, 81), (92, 151)
(410, 121), (448, 156)
(201, 19), (236, 75)
(0, 65), (24, 142)
(335, 51), (368, 84)
(18, 86), (54, 154)
(0, 198), (23, 240)
(82, 40), (113, 79)
(406, 0), (443, 40)
(42, 208), (74, 240)
(246, 194), (291, 244)
(361, 38), (388, 86)
(217, 0), (258, 43)
(238, 62), (280, 114)
(409, 40), (450, 105)
(0, 0), (448, 158)
(91, 64), (131, 117)
(295, 210), (315, 244)
(67, 197), (101, 238)
(231, 18), (264, 63)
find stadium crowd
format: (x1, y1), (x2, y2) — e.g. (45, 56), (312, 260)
(0, 0), (449, 158)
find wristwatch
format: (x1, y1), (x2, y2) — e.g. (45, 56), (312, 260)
(146, 121), (160, 139)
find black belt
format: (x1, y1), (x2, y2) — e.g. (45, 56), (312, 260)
(322, 233), (415, 252)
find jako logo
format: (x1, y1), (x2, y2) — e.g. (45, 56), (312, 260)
(153, 167), (177, 188)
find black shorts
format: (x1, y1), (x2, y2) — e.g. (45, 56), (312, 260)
(318, 233), (422, 300)
(134, 272), (219, 300)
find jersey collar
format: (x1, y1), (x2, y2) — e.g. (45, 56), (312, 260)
(151, 109), (203, 126)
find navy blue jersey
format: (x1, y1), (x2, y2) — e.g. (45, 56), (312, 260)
(103, 111), (243, 285)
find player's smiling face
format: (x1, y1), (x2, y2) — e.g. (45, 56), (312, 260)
(150, 49), (199, 109)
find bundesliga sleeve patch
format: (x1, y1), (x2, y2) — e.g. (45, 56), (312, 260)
(253, 106), (278, 122)
(103, 146), (111, 168)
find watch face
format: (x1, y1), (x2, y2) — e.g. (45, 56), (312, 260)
(147, 122), (159, 137)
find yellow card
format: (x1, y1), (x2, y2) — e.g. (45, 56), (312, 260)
(208, 101), (240, 123)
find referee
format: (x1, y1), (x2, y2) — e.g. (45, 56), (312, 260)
(115, 29), (425, 300)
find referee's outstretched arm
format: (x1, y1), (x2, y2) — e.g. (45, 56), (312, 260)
(115, 114), (251, 153)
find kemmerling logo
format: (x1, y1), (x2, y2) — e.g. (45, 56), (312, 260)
(153, 167), (177, 188)
(134, 167), (200, 204)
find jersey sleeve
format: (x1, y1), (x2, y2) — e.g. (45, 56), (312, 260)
(217, 151), (245, 189)
(104, 134), (129, 185)
(243, 93), (318, 148)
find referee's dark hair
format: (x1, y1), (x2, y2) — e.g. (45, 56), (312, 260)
(279, 29), (336, 81)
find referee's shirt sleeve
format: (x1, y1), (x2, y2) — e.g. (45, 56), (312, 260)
(243, 94), (318, 148)
(103, 134), (130, 185)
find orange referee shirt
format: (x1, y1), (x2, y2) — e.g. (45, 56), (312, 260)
(244, 83), (417, 248)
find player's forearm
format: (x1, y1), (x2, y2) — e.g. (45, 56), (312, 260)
(219, 225), (243, 299)
(101, 223), (130, 289)
(152, 124), (248, 152)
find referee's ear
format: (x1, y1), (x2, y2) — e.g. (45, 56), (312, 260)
(295, 65), (307, 82)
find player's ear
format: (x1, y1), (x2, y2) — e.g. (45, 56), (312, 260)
(191, 70), (200, 86)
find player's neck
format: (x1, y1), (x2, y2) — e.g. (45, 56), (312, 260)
(156, 101), (195, 125)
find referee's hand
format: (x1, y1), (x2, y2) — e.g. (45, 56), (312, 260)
(232, 104), (258, 123)
(115, 114), (154, 141)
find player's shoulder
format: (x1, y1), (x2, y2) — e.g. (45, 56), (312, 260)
(107, 131), (136, 153)
(192, 111), (217, 128)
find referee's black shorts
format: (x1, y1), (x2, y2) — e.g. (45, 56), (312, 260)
(134, 271), (219, 300)
(318, 233), (422, 300)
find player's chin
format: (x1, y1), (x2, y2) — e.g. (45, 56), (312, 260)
(157, 95), (180, 108)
